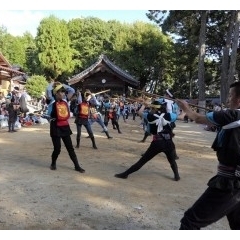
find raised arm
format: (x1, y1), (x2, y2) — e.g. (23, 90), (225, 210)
(175, 99), (209, 125)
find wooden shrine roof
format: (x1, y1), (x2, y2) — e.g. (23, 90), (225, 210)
(67, 54), (139, 87)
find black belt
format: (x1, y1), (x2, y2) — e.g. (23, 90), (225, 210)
(153, 133), (171, 141)
(153, 134), (164, 141)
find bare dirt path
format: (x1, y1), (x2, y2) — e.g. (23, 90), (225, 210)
(0, 116), (229, 230)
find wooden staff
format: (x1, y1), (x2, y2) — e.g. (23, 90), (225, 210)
(163, 95), (211, 111)
(125, 96), (152, 103)
(124, 97), (140, 103)
(137, 90), (160, 98)
(93, 89), (111, 95)
(137, 90), (211, 111)
(109, 97), (119, 101)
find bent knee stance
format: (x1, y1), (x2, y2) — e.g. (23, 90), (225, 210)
(180, 209), (201, 230)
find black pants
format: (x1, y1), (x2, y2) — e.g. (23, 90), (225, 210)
(104, 117), (121, 133)
(180, 186), (240, 229)
(76, 121), (94, 139)
(123, 138), (178, 176)
(8, 121), (15, 131)
(132, 111), (136, 120)
(51, 135), (79, 167)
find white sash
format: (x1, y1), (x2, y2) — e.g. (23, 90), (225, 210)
(148, 113), (170, 133)
(222, 109), (240, 129)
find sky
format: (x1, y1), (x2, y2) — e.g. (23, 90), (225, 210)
(1, 0), (239, 37)
(0, 10), (154, 37)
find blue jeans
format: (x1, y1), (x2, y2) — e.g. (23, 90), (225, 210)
(89, 113), (107, 131)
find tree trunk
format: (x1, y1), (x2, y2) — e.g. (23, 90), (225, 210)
(228, 11), (240, 86)
(220, 11), (236, 105)
(198, 11), (207, 114)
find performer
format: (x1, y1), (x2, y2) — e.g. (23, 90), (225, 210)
(118, 99), (126, 122)
(102, 97), (122, 133)
(138, 106), (151, 143)
(176, 81), (240, 230)
(46, 80), (75, 115)
(87, 90), (113, 139)
(130, 100), (138, 121)
(115, 99), (185, 181)
(101, 95), (111, 126)
(161, 89), (180, 160)
(74, 89), (98, 149)
(69, 88), (82, 117)
(47, 81), (85, 173)
(108, 98), (122, 134)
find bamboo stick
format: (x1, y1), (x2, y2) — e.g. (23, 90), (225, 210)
(136, 90), (211, 111)
(93, 89), (111, 95)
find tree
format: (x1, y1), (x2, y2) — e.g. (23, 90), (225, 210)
(0, 26), (8, 52)
(36, 15), (74, 81)
(25, 44), (42, 76)
(108, 22), (175, 92)
(228, 11), (240, 85)
(68, 18), (174, 92)
(220, 11), (236, 104)
(25, 75), (48, 98)
(68, 17), (113, 72)
(147, 10), (240, 103)
(197, 11), (208, 113)
(0, 27), (36, 73)
(5, 35), (30, 72)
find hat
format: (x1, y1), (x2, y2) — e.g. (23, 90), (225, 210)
(149, 100), (165, 109)
(52, 82), (64, 95)
(166, 89), (173, 98)
(84, 89), (91, 98)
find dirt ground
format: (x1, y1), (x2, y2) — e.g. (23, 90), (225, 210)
(0, 115), (230, 230)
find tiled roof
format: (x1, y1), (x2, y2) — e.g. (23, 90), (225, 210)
(0, 52), (11, 68)
(67, 54), (139, 86)
(0, 65), (25, 75)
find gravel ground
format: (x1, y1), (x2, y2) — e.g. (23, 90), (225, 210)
(0, 117), (229, 231)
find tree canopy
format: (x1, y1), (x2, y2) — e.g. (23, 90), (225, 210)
(1, 11), (240, 103)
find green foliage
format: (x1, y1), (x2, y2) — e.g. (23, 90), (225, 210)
(0, 27), (36, 74)
(146, 10), (239, 99)
(108, 22), (175, 91)
(25, 44), (42, 76)
(67, 17), (176, 92)
(0, 26), (9, 54)
(4, 10), (239, 100)
(20, 32), (36, 73)
(68, 17), (112, 71)
(36, 15), (74, 80)
(5, 36), (27, 71)
(25, 75), (48, 98)
(0, 31), (23, 64)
